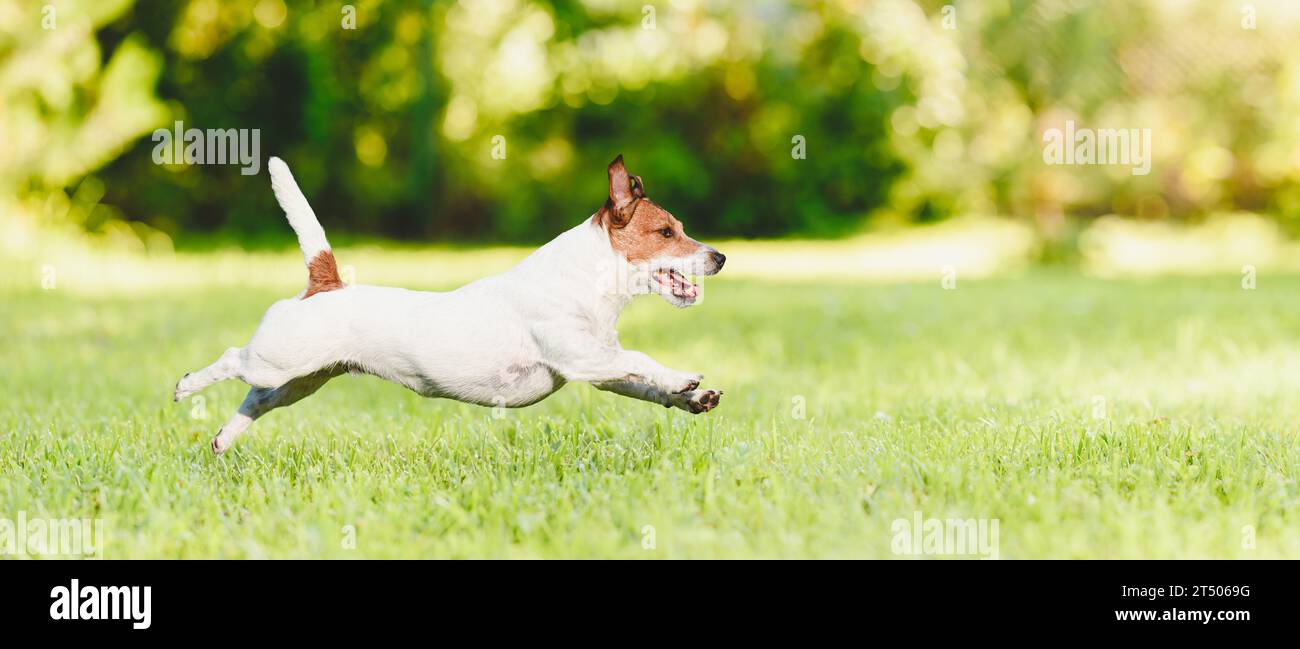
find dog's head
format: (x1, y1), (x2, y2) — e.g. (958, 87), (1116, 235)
(593, 155), (725, 307)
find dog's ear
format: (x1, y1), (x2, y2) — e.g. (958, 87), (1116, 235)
(601, 154), (643, 229)
(608, 155), (635, 209)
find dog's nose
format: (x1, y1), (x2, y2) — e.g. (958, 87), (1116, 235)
(711, 250), (726, 269)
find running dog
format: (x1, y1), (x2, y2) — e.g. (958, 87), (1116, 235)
(174, 155), (726, 453)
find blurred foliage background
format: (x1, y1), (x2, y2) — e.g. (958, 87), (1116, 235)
(5, 0), (1300, 251)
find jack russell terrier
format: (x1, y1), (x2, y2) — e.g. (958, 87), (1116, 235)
(175, 155), (726, 454)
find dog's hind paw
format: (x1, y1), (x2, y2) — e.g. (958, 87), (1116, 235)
(172, 373), (192, 402)
(211, 430), (230, 455)
(676, 389), (722, 414)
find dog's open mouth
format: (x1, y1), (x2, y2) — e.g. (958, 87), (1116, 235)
(654, 269), (699, 301)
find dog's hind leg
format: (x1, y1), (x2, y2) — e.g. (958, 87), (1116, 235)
(210, 370), (336, 454)
(174, 347), (245, 402)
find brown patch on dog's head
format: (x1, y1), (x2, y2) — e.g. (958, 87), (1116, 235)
(591, 155), (726, 306)
(593, 155), (708, 263)
(303, 250), (347, 299)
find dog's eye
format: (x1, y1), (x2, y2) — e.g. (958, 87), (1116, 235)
(659, 227), (673, 238)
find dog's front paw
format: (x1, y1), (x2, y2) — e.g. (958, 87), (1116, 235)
(670, 374), (702, 392)
(672, 389), (723, 414)
(660, 371), (702, 394)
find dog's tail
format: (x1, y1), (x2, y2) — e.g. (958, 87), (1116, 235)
(268, 157), (345, 298)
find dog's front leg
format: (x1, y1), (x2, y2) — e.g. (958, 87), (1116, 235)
(534, 323), (722, 412)
(534, 323), (700, 392)
(593, 380), (723, 414)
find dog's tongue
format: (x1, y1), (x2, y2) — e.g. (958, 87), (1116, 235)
(656, 270), (698, 299)
(672, 272), (699, 299)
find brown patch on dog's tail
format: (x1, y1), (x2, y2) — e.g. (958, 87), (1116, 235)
(268, 157), (344, 299)
(303, 250), (347, 299)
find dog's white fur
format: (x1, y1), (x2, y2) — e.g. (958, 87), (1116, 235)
(176, 157), (724, 453)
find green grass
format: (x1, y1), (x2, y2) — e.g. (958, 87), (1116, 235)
(3, 262), (1299, 558)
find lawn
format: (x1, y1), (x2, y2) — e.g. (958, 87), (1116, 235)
(3, 255), (1299, 558)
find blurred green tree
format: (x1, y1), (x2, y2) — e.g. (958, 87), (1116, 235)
(8, 0), (1300, 247)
